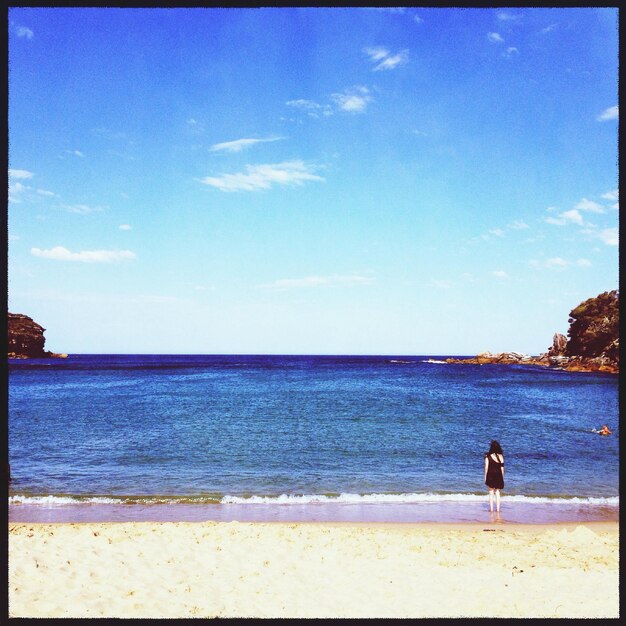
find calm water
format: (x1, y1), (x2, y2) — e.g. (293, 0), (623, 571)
(8, 355), (619, 522)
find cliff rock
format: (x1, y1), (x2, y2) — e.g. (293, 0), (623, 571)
(7, 313), (67, 359)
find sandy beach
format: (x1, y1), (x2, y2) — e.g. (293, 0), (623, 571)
(8, 519), (619, 618)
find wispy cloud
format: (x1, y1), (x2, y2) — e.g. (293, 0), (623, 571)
(497, 11), (521, 21)
(8, 169), (35, 203)
(503, 47), (519, 58)
(488, 32), (504, 43)
(330, 86), (372, 113)
(16, 25), (34, 39)
(36, 188), (56, 197)
(597, 105), (618, 121)
(65, 149), (85, 158)
(119, 224), (132, 230)
(492, 270), (508, 279)
(582, 227), (618, 246)
(602, 189), (618, 202)
(60, 203), (103, 214)
(540, 23), (558, 34)
(198, 160), (324, 192)
(210, 136), (284, 153)
(530, 257), (592, 270)
(507, 220), (529, 230)
(363, 47), (409, 71)
(31, 246), (136, 263)
(186, 118), (205, 132)
(9, 169), (34, 180)
(259, 274), (374, 290)
(363, 7), (407, 14)
(286, 99), (334, 118)
(544, 257), (569, 269)
(479, 219), (529, 240)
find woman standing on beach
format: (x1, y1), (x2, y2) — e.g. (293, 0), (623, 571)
(484, 440), (504, 513)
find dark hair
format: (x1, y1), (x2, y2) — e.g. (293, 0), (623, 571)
(488, 440), (503, 455)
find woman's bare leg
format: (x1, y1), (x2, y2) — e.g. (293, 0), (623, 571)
(495, 489), (501, 513)
(488, 489), (494, 512)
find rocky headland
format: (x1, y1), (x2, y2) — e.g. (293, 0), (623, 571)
(7, 313), (68, 359)
(446, 290), (619, 374)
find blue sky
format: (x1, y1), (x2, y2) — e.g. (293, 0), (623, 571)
(8, 7), (618, 355)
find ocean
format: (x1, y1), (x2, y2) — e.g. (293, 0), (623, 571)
(8, 354), (619, 524)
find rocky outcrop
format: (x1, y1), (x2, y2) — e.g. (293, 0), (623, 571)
(547, 332), (568, 357)
(446, 291), (619, 374)
(7, 313), (67, 359)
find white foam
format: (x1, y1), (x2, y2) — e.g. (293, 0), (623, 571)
(9, 492), (619, 507)
(219, 492), (619, 506)
(422, 359), (448, 364)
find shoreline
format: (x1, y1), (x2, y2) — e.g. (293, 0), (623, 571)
(9, 498), (619, 524)
(9, 518), (619, 618)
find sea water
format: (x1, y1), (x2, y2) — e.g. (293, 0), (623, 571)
(8, 355), (619, 523)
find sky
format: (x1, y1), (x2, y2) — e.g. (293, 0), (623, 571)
(7, 7), (619, 355)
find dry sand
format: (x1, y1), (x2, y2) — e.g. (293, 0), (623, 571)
(8, 520), (619, 618)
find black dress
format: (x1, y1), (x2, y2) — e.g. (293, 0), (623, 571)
(485, 453), (504, 489)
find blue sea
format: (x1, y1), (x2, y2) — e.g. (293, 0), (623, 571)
(8, 355), (619, 524)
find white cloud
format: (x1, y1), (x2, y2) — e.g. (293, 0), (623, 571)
(363, 46), (389, 62)
(545, 208), (584, 226)
(364, 47), (409, 71)
(545, 257), (569, 269)
(492, 270), (508, 279)
(119, 224), (132, 230)
(198, 160), (324, 192)
(36, 189), (56, 197)
(9, 169), (34, 179)
(16, 26), (34, 39)
(488, 32), (504, 43)
(503, 47), (519, 58)
(597, 105), (618, 121)
(8, 181), (27, 203)
(260, 274), (373, 289)
(575, 197), (604, 213)
(601, 189), (618, 202)
(286, 98), (333, 118)
(331, 86), (372, 113)
(413, 15), (424, 24)
(583, 227), (618, 246)
(31, 246), (136, 263)
(489, 228), (504, 237)
(576, 259), (592, 267)
(60, 203), (103, 214)
(210, 136), (283, 153)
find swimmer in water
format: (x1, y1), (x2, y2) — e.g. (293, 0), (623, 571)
(598, 424), (612, 436)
